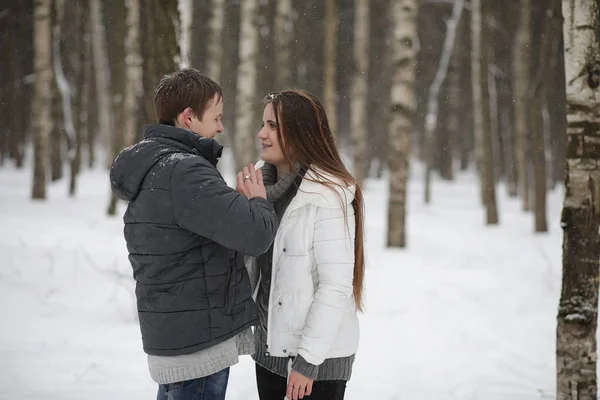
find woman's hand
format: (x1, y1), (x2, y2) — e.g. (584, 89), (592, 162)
(236, 163), (267, 200)
(286, 369), (313, 400)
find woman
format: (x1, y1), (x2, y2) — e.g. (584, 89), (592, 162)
(238, 90), (365, 400)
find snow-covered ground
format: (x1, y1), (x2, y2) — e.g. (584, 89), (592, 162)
(0, 153), (565, 399)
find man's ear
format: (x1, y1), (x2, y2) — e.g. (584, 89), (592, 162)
(183, 107), (193, 123)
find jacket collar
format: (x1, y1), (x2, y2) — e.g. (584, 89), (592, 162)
(286, 167), (356, 213)
(143, 124), (223, 166)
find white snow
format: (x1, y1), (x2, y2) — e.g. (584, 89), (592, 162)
(0, 152), (567, 399)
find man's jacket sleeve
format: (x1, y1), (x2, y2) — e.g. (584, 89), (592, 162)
(171, 157), (278, 256)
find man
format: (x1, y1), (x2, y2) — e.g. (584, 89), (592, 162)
(110, 68), (277, 399)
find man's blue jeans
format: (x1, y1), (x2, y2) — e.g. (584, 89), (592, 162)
(157, 368), (230, 400)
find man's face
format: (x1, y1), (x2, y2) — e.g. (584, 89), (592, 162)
(187, 94), (224, 139)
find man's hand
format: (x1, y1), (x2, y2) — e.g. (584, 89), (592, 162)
(236, 163), (267, 200)
(286, 369), (313, 400)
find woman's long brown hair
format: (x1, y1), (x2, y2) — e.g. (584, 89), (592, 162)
(264, 90), (365, 312)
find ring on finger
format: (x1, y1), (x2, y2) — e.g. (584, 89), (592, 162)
(244, 175), (251, 180)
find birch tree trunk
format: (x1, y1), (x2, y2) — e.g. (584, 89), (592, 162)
(387, 0), (417, 248)
(207, 0), (225, 82)
(471, 0), (498, 224)
(324, 0), (338, 138)
(351, 0), (369, 185)
(556, 1), (600, 397)
(179, 0), (192, 67)
(275, 0), (293, 89)
(89, 0), (114, 169)
(513, 0), (531, 211)
(32, 0), (53, 200)
(234, 0), (258, 172)
(424, 0), (464, 204)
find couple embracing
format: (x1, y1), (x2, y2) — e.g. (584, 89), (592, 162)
(110, 68), (365, 400)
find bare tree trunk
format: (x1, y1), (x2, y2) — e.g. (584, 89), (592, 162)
(324, 0), (338, 138)
(275, 0), (293, 89)
(50, 1), (64, 182)
(32, 0), (53, 200)
(387, 0), (417, 248)
(188, 0), (209, 71)
(458, 8), (472, 171)
(556, 1), (600, 398)
(123, 0), (142, 149)
(513, 0), (531, 211)
(53, 0), (77, 189)
(530, 0), (559, 233)
(550, 27), (567, 189)
(207, 0), (225, 82)
(493, 1), (519, 197)
(234, 0), (258, 172)
(446, 28), (462, 180)
(69, 0), (86, 196)
(90, 0), (114, 170)
(424, 0), (464, 204)
(105, 0), (127, 216)
(367, 0), (392, 179)
(471, 0), (498, 224)
(0, 10), (9, 166)
(179, 0), (192, 67)
(351, 0), (369, 185)
(220, 1), (240, 146)
(336, 0), (354, 145)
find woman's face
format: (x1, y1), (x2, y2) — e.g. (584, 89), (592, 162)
(257, 103), (286, 166)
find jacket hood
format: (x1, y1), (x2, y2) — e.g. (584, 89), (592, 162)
(110, 124), (223, 201)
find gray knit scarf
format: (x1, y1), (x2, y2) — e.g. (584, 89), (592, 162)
(261, 162), (300, 203)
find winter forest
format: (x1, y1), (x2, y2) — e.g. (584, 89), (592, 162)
(1, 0), (600, 399)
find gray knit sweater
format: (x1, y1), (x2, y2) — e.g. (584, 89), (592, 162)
(252, 163), (355, 381)
(148, 329), (255, 384)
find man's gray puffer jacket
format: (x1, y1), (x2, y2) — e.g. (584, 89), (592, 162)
(110, 123), (277, 356)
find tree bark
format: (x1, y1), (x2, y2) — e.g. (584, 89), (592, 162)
(351, 0), (369, 185)
(324, 0), (338, 138)
(32, 0), (53, 200)
(234, 0), (258, 172)
(387, 0), (417, 248)
(513, 0), (532, 211)
(471, 0), (498, 224)
(556, 1), (600, 395)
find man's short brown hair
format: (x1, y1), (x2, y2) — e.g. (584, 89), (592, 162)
(154, 68), (223, 125)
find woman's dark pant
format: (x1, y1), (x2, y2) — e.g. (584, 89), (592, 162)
(255, 364), (347, 400)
